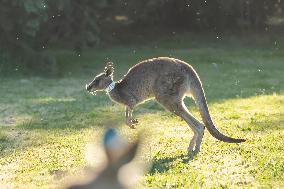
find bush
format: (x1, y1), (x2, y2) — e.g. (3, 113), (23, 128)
(0, 0), (282, 74)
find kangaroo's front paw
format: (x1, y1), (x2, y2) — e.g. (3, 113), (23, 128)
(126, 120), (136, 129)
(131, 119), (139, 124)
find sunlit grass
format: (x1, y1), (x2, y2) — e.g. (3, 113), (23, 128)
(142, 94), (283, 188)
(0, 35), (283, 188)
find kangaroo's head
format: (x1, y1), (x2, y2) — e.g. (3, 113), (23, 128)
(86, 62), (114, 95)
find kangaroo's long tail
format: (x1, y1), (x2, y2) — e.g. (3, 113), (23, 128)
(189, 68), (246, 143)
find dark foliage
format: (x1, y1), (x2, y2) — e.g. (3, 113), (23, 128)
(0, 0), (283, 73)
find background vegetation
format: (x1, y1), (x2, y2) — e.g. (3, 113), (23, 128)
(0, 0), (283, 73)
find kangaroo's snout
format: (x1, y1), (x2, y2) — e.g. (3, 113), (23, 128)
(86, 83), (97, 95)
(86, 83), (92, 92)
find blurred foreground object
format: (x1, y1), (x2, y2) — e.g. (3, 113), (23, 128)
(65, 129), (145, 189)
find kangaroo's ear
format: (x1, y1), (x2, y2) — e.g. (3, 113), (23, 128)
(104, 62), (114, 76)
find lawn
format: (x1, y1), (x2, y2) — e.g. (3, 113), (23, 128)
(0, 34), (283, 188)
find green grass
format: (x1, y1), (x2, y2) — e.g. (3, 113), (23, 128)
(0, 34), (283, 188)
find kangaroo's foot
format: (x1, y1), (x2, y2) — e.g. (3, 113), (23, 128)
(187, 135), (197, 152)
(187, 149), (199, 157)
(187, 145), (199, 156)
(131, 119), (138, 124)
(187, 150), (195, 156)
(126, 119), (138, 129)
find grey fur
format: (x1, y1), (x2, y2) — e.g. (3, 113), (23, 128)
(86, 57), (245, 154)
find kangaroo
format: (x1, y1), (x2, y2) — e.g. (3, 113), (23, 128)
(66, 129), (142, 189)
(86, 57), (246, 153)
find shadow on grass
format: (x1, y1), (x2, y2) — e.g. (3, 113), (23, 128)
(149, 154), (195, 174)
(0, 128), (25, 158)
(242, 116), (283, 132)
(0, 132), (11, 152)
(16, 93), (126, 130)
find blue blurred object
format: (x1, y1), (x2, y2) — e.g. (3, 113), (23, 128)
(103, 128), (117, 146)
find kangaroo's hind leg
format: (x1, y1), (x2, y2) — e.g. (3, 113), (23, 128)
(176, 103), (205, 154)
(156, 96), (205, 154)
